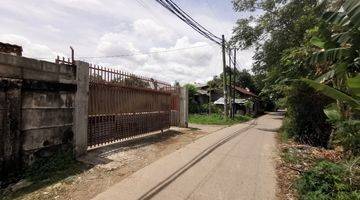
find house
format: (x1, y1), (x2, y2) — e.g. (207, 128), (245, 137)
(192, 83), (207, 102)
(233, 86), (262, 115)
(213, 86), (263, 115)
(214, 97), (248, 115)
(194, 88), (209, 105)
(194, 83), (223, 102)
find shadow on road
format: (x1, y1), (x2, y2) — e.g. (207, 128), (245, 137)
(257, 128), (280, 133)
(137, 120), (257, 200)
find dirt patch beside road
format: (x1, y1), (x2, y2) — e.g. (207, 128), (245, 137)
(4, 125), (221, 200)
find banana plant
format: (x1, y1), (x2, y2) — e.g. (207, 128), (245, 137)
(302, 0), (360, 120)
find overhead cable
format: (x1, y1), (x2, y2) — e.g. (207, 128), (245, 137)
(155, 0), (221, 45)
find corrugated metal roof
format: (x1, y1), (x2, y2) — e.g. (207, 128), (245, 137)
(196, 89), (208, 95)
(233, 86), (258, 98)
(213, 97), (248, 105)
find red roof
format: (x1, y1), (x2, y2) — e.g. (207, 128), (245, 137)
(233, 86), (258, 98)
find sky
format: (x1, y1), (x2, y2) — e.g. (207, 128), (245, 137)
(0, 0), (255, 84)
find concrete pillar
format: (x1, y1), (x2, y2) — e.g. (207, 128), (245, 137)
(74, 61), (89, 157)
(179, 87), (188, 128)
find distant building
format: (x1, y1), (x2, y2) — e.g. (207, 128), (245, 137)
(233, 86), (262, 115)
(0, 42), (22, 56)
(214, 97), (248, 115)
(192, 83), (263, 115)
(214, 86), (263, 115)
(194, 83), (222, 103)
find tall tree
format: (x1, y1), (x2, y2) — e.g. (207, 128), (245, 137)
(231, 0), (324, 80)
(231, 0), (333, 146)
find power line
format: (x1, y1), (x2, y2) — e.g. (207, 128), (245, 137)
(227, 51), (241, 70)
(164, 0), (221, 44)
(155, 0), (221, 45)
(166, 0), (221, 40)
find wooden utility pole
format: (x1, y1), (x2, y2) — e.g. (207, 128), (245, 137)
(228, 48), (232, 118)
(221, 35), (228, 118)
(232, 48), (237, 118)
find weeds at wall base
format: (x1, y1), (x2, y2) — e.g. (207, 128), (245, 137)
(0, 150), (89, 200)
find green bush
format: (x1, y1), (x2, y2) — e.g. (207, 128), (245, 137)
(283, 82), (332, 147)
(297, 161), (360, 200)
(208, 103), (222, 114)
(189, 103), (204, 114)
(333, 120), (360, 156)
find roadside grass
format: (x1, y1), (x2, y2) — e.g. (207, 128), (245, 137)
(297, 159), (360, 200)
(278, 124), (289, 142)
(1, 150), (89, 200)
(277, 138), (360, 200)
(189, 114), (252, 125)
(281, 148), (301, 166)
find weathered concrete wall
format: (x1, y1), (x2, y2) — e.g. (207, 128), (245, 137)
(0, 53), (76, 84)
(0, 78), (22, 180)
(21, 88), (75, 165)
(0, 53), (77, 180)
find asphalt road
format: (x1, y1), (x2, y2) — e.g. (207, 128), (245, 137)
(92, 112), (283, 200)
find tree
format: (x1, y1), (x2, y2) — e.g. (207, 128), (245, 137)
(302, 0), (360, 117)
(231, 0), (333, 146)
(234, 69), (257, 93)
(207, 78), (218, 115)
(231, 0), (325, 81)
(300, 0), (360, 151)
(185, 84), (200, 113)
(110, 76), (150, 88)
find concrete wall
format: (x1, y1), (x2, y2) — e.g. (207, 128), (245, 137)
(0, 78), (22, 179)
(0, 52), (187, 180)
(0, 53), (77, 180)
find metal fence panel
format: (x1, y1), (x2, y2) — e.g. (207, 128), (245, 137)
(88, 65), (178, 147)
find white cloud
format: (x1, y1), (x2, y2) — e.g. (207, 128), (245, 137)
(44, 25), (61, 33)
(0, 0), (254, 84)
(93, 17), (221, 84)
(133, 19), (174, 46)
(0, 34), (61, 60)
(150, 37), (213, 67)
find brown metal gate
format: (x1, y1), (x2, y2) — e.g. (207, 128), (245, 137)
(88, 65), (177, 147)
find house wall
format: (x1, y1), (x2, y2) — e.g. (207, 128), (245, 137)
(0, 53), (76, 180)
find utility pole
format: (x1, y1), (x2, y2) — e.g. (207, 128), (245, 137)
(222, 35), (228, 118)
(228, 48), (232, 118)
(233, 48), (237, 118)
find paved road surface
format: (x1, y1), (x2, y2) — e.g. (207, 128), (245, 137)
(92, 112), (283, 200)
